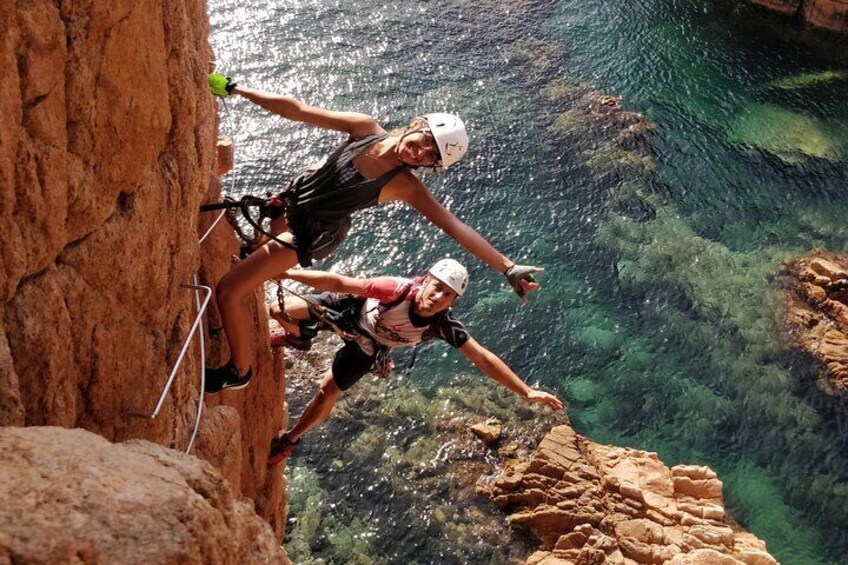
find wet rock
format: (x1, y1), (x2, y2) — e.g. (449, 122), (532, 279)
(470, 420), (503, 445)
(750, 0), (802, 15)
(778, 250), (848, 399)
(802, 1), (848, 33)
(485, 425), (777, 564)
(0, 427), (290, 564)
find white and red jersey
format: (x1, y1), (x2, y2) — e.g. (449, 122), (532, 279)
(350, 276), (469, 355)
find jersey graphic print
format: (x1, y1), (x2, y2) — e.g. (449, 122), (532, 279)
(354, 277), (470, 353)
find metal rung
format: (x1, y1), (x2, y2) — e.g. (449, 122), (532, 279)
(185, 276), (207, 454)
(127, 284), (212, 455)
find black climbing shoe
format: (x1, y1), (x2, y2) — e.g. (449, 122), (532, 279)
(268, 434), (300, 465)
(204, 360), (252, 394)
(268, 322), (312, 351)
(239, 243), (255, 260)
(283, 334), (313, 351)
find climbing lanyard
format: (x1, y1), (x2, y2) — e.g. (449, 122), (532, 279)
(199, 195), (294, 251)
(270, 281), (357, 341)
(271, 281), (407, 379)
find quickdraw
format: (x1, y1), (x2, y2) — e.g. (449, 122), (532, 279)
(372, 349), (392, 379)
(225, 206), (261, 247)
(200, 195), (293, 251)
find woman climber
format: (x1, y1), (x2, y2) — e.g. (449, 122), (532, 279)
(204, 72), (543, 392)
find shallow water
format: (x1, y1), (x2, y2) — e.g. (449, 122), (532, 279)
(209, 1), (848, 563)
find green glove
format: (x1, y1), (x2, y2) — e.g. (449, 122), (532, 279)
(208, 72), (237, 97)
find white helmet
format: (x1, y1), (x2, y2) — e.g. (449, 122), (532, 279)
(423, 113), (468, 169)
(428, 258), (469, 296)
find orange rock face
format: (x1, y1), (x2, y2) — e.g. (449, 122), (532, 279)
(778, 251), (848, 399)
(1, 0), (287, 540)
(750, 0), (848, 32)
(485, 426), (777, 565)
(749, 0), (802, 15)
(802, 0), (848, 33)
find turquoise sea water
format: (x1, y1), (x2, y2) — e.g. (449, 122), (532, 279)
(210, 1), (848, 563)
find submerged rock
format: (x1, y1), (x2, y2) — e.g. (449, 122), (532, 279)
(486, 426), (778, 565)
(0, 427), (290, 564)
(470, 420), (504, 445)
(765, 70), (848, 91)
(727, 103), (841, 163)
(777, 251), (848, 399)
(283, 336), (565, 564)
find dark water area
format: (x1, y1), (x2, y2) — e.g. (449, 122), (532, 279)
(209, 1), (848, 563)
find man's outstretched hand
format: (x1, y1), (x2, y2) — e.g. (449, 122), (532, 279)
(526, 389), (563, 410)
(504, 265), (544, 303)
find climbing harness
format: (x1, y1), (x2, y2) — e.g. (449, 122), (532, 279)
(270, 281), (357, 342)
(199, 194), (292, 252)
(272, 281), (417, 379)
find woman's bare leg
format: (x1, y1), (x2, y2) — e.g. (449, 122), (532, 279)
(287, 371), (340, 442)
(269, 296), (310, 335)
(216, 233), (299, 374)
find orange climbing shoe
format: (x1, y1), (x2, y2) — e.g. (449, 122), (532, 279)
(268, 434), (300, 465)
(269, 319), (286, 348)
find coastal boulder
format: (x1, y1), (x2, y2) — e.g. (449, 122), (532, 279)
(750, 0), (848, 33)
(777, 251), (848, 399)
(0, 426), (290, 564)
(487, 425), (777, 565)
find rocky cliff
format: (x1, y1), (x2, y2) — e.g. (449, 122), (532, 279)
(484, 426), (778, 565)
(778, 252), (848, 399)
(0, 427), (290, 564)
(1, 0), (287, 544)
(750, 0), (848, 33)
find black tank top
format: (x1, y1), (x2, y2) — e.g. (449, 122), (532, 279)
(283, 134), (404, 226)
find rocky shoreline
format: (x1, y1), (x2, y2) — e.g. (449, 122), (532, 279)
(778, 252), (848, 400)
(484, 426), (776, 565)
(283, 336), (778, 564)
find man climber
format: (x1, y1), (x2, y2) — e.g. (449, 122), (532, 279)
(263, 258), (563, 464)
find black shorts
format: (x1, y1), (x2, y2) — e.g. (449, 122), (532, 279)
(289, 215), (351, 267)
(306, 292), (374, 391)
(331, 341), (375, 391)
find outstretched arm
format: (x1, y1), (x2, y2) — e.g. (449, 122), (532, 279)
(399, 183), (542, 297)
(283, 270), (369, 295)
(401, 183), (515, 272)
(459, 337), (563, 410)
(231, 85), (384, 138)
